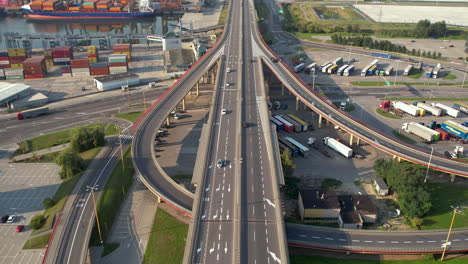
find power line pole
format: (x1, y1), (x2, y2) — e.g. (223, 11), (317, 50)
(87, 185), (103, 245)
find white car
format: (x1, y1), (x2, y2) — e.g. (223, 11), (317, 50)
(222, 109), (227, 115)
(226, 82), (230, 87)
(217, 159), (223, 168)
(7, 215), (16, 223)
(174, 114), (180, 120)
(227, 68), (231, 73)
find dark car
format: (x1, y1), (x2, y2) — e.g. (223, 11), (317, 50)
(1, 215), (9, 223)
(243, 122), (249, 128)
(449, 45), (454, 47)
(411, 40), (416, 42)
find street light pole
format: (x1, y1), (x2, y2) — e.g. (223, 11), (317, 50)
(393, 61), (400, 87)
(424, 146), (434, 183)
(118, 126), (125, 170)
(461, 62), (467, 89)
(312, 71), (316, 91)
(143, 90), (147, 112)
(87, 185), (103, 245)
(441, 207), (462, 261)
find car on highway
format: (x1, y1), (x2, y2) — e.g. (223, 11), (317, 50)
(1, 215), (9, 223)
(174, 114), (180, 120)
(449, 45), (454, 47)
(15, 225), (25, 232)
(227, 67), (231, 73)
(222, 109), (228, 115)
(7, 215), (16, 223)
(217, 159), (223, 168)
(243, 122), (249, 128)
(226, 82), (231, 87)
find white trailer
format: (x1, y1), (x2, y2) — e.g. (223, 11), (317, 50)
(403, 64), (414, 76)
(432, 67), (441, 78)
(361, 65), (371, 76)
(284, 136), (310, 157)
(323, 137), (353, 158)
(416, 102), (442, 116)
(431, 103), (460, 118)
(393, 101), (419, 116)
(384, 65), (394, 76)
(370, 59), (379, 65)
(343, 65), (355, 76)
(294, 63), (306, 73)
(337, 64), (349, 76)
(321, 63), (332, 73)
(401, 122), (439, 142)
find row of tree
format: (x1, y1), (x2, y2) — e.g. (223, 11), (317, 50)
(330, 34), (442, 59)
(373, 159), (432, 221)
(414, 20), (447, 39)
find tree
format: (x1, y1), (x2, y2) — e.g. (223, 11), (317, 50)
(55, 148), (83, 179)
(17, 140), (32, 154)
(43, 198), (55, 209)
(397, 186), (432, 218)
(411, 217), (424, 229)
(280, 149), (295, 178)
(30, 214), (46, 230)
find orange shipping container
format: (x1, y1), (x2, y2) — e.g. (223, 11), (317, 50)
(110, 6), (121, 11)
(43, 7), (54, 10)
(69, 6), (81, 10)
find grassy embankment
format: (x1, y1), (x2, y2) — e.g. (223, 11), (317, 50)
(115, 111), (144, 123)
(352, 81), (467, 87)
(290, 255), (468, 264)
(375, 108), (400, 119)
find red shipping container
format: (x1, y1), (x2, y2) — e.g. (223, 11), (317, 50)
(71, 59), (90, 68)
(61, 66), (72, 73)
(108, 62), (127, 67)
(113, 44), (131, 51)
(52, 46), (72, 58)
(0, 64), (10, 69)
(9, 56), (27, 63)
(25, 74), (45, 79)
(0, 57), (9, 61)
(435, 128), (448, 140)
(90, 67), (109, 75)
(87, 53), (97, 58)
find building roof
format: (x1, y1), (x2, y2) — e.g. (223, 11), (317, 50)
(353, 195), (377, 215)
(94, 72), (139, 83)
(300, 189), (340, 210)
(340, 210), (363, 224)
(0, 82), (32, 105)
(374, 177), (388, 189)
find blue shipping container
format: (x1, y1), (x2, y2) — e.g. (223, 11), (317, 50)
(371, 52), (392, 59)
(270, 117), (284, 131)
(441, 122), (468, 139)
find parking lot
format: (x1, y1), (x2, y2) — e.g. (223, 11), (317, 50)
(0, 163), (61, 264)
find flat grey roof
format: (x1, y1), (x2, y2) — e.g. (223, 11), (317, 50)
(0, 82), (32, 105)
(94, 72), (139, 83)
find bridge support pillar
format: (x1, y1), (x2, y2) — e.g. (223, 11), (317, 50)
(181, 98), (186, 111)
(166, 117), (171, 127)
(349, 134), (354, 146)
(318, 115), (322, 128)
(211, 73), (215, 84)
(450, 174), (456, 183)
(393, 155), (401, 162)
(156, 195), (161, 203)
(296, 97), (300, 111)
(196, 82), (200, 96)
(356, 137), (360, 146)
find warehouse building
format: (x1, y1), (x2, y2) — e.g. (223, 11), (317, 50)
(298, 189), (340, 224)
(0, 82), (32, 108)
(94, 72), (140, 92)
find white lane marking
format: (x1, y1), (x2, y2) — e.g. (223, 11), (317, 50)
(428, 240), (436, 243)
(264, 198), (276, 208)
(225, 241), (228, 253)
(403, 241), (412, 244)
(227, 209), (230, 220)
(364, 240), (373, 243)
(209, 242), (215, 254)
(228, 184), (231, 192)
(213, 209), (218, 219)
(391, 241), (399, 244)
(352, 240), (360, 242)
(377, 241), (385, 243)
(268, 251), (281, 264)
(338, 238), (346, 241)
(312, 236), (320, 239)
(216, 184), (220, 192)
(416, 241), (424, 243)
(325, 238), (333, 241)
(254, 231), (256, 241)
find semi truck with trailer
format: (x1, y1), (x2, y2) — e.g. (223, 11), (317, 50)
(431, 103), (460, 118)
(453, 102), (468, 114)
(416, 102), (442, 116)
(17, 107), (49, 120)
(371, 52), (392, 59)
(288, 114), (308, 131)
(327, 64), (339, 74)
(393, 101), (421, 116)
(432, 67), (441, 78)
(425, 68), (433, 77)
(384, 65), (394, 76)
(270, 117), (284, 131)
(294, 63), (305, 73)
(367, 65), (378, 75)
(322, 137), (353, 158)
(278, 139), (299, 157)
(361, 65), (371, 76)
(274, 115), (294, 132)
(284, 137), (309, 157)
(321, 63), (333, 73)
(401, 122), (440, 142)
(337, 64), (349, 76)
(403, 64), (413, 76)
(370, 59), (379, 65)
(282, 115), (302, 132)
(441, 121), (468, 139)
(305, 63), (317, 74)
(343, 65), (355, 76)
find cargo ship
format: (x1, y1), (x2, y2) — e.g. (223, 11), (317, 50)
(20, 0), (156, 20)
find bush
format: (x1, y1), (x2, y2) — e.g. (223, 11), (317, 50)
(55, 148), (83, 179)
(71, 127), (105, 153)
(30, 214), (46, 230)
(17, 140), (32, 154)
(43, 198), (56, 209)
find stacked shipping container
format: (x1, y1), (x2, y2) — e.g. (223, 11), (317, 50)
(71, 59), (90, 76)
(87, 46), (98, 63)
(23, 56), (47, 79)
(4, 68), (24, 80)
(52, 46), (72, 65)
(8, 48), (27, 69)
(108, 54), (128, 74)
(83, 0), (98, 10)
(61, 66), (72, 77)
(90, 62), (110, 76)
(112, 44), (131, 61)
(43, 49), (54, 68)
(0, 51), (9, 69)
(96, 0), (112, 10)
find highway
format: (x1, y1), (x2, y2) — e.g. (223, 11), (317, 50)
(48, 135), (131, 264)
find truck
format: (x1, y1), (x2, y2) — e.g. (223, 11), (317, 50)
(371, 52), (392, 59)
(321, 63), (333, 74)
(431, 103), (460, 118)
(282, 115), (302, 132)
(425, 68), (433, 77)
(432, 67), (441, 78)
(441, 120), (468, 139)
(416, 102), (442, 116)
(343, 65), (355, 76)
(323, 137), (353, 158)
(393, 101), (420, 116)
(384, 65), (393, 76)
(336, 64), (349, 76)
(401, 122), (440, 142)
(403, 64), (413, 76)
(288, 114), (308, 131)
(370, 59), (379, 66)
(278, 137), (299, 156)
(270, 117), (284, 131)
(414, 62), (422, 70)
(304, 63), (317, 74)
(332, 57), (343, 65)
(361, 65), (371, 76)
(284, 136), (309, 157)
(327, 64), (339, 74)
(453, 102), (468, 114)
(17, 107), (49, 120)
(274, 115), (294, 132)
(367, 65), (377, 75)
(294, 63), (305, 73)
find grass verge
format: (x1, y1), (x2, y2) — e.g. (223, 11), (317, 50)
(352, 81), (467, 87)
(392, 130), (416, 144)
(218, 0), (229, 25)
(421, 182), (468, 229)
(407, 69), (423, 79)
(33, 147), (102, 234)
(376, 108), (400, 119)
(443, 73), (458, 80)
(14, 123), (114, 156)
(381, 97), (468, 101)
(290, 255), (467, 263)
(22, 233), (51, 249)
(115, 111), (144, 123)
(90, 149), (134, 245)
(143, 209), (188, 264)
(172, 174), (192, 183)
(102, 243), (120, 257)
(104, 124), (119, 135)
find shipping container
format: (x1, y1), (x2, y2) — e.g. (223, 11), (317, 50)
(453, 102), (468, 114)
(434, 128), (448, 140)
(287, 114), (308, 131)
(416, 102), (442, 116)
(323, 137), (353, 158)
(431, 103), (460, 118)
(278, 138), (299, 157)
(71, 59), (90, 68)
(274, 115), (294, 132)
(393, 101), (419, 116)
(441, 120), (468, 139)
(282, 115), (302, 132)
(284, 136), (309, 157)
(270, 117), (284, 131)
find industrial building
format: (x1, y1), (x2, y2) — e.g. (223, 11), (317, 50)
(9, 92), (48, 110)
(94, 72), (140, 92)
(0, 82), (32, 108)
(338, 195), (377, 229)
(374, 177), (389, 196)
(298, 189), (340, 223)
